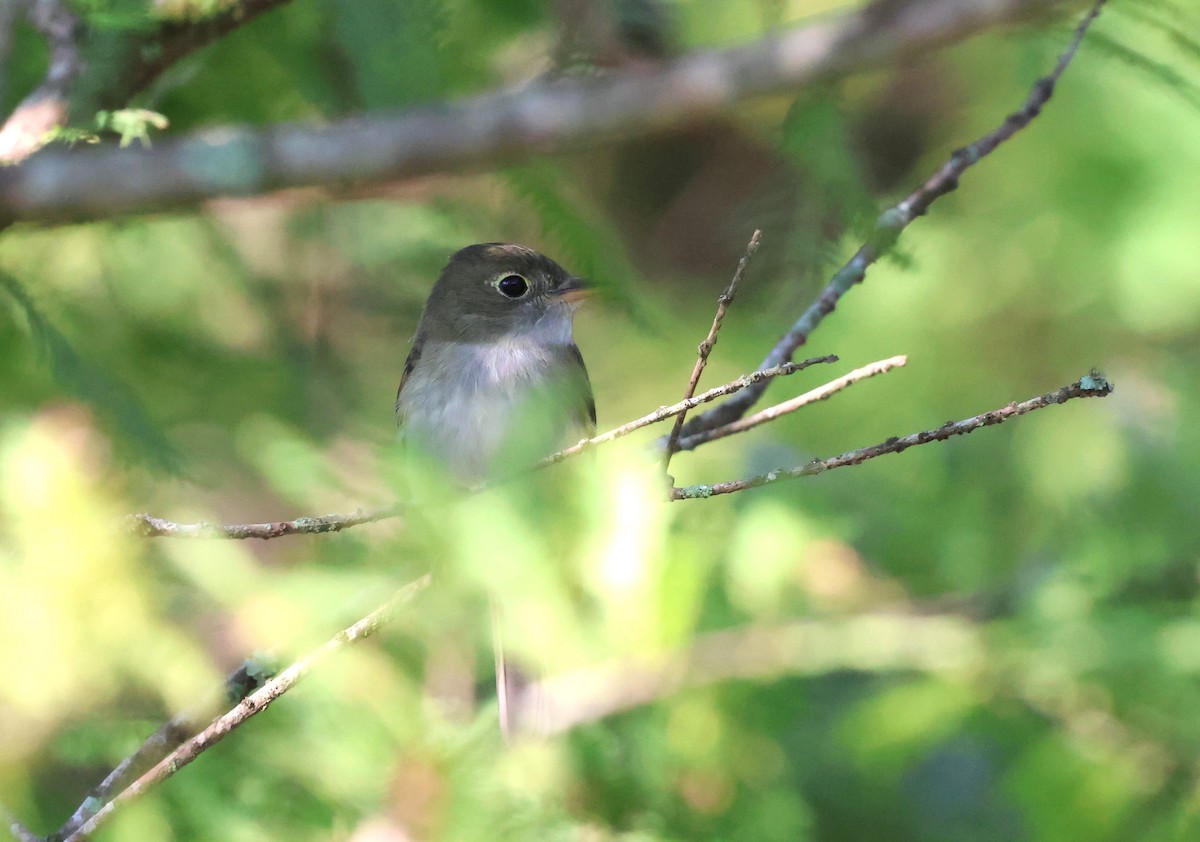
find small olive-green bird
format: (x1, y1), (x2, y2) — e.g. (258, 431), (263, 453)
(395, 243), (595, 738)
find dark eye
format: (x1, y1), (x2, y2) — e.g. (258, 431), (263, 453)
(496, 274), (530, 299)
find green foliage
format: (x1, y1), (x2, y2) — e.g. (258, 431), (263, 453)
(0, 270), (179, 470)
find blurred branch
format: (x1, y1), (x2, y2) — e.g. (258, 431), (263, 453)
(668, 0), (1107, 444)
(1, 802), (37, 842)
(51, 656), (280, 841)
(109, 0), (297, 105)
(59, 575), (431, 842)
(663, 229), (760, 473)
(531, 611), (981, 735)
(678, 354), (908, 451)
(670, 371), (1115, 500)
(0, 0), (82, 164)
(123, 503), (401, 539)
(0, 0), (1078, 223)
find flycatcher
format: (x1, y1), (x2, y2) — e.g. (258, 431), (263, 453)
(395, 243), (595, 737)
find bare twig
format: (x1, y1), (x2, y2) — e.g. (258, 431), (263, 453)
(61, 575), (432, 842)
(51, 658), (280, 841)
(670, 372), (1114, 500)
(663, 229), (760, 472)
(0, 0), (83, 164)
(0, 0), (1075, 223)
(124, 503), (401, 539)
(670, 0), (1107, 444)
(677, 355), (908, 452)
(542, 355), (837, 464)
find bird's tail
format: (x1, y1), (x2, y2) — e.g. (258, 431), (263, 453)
(490, 594), (545, 741)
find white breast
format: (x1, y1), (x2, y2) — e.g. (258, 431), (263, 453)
(397, 338), (577, 483)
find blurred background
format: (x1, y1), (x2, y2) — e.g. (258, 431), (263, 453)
(2, 0), (1200, 839)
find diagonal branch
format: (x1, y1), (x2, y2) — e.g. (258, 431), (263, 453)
(676, 354), (908, 451)
(113, 0), (297, 105)
(663, 229), (760, 472)
(669, 0), (1107, 444)
(0, 0), (82, 164)
(59, 575), (431, 842)
(0, 0), (1076, 223)
(1, 801), (37, 842)
(670, 371), (1114, 500)
(50, 656), (280, 842)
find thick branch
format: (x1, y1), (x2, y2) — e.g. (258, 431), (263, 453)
(670, 0), (1105, 443)
(61, 575), (431, 842)
(0, 0), (1074, 223)
(671, 372), (1113, 499)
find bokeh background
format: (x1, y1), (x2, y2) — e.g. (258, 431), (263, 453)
(2, 0), (1200, 839)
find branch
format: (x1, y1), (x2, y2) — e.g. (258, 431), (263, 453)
(50, 657), (280, 841)
(60, 575), (431, 842)
(0, 802), (37, 842)
(529, 611), (980, 735)
(126, 355), (837, 539)
(663, 229), (760, 470)
(123, 503), (402, 539)
(543, 354), (838, 464)
(669, 0), (1106, 444)
(677, 354), (908, 451)
(0, 0), (82, 164)
(0, 0), (1075, 223)
(108, 0), (297, 106)
(670, 372), (1113, 500)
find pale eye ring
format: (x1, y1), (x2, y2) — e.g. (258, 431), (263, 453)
(496, 274), (530, 299)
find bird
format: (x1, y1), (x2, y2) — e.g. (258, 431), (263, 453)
(395, 243), (595, 738)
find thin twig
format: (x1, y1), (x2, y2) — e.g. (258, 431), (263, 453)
(61, 575), (432, 842)
(541, 355), (837, 465)
(0, 0), (1077, 222)
(670, 372), (1114, 500)
(0, 0), (82, 163)
(123, 503), (402, 539)
(663, 229), (760, 472)
(677, 355), (907, 452)
(669, 0), (1107, 445)
(51, 658), (280, 841)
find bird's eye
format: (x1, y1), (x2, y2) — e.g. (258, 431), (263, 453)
(496, 274), (530, 299)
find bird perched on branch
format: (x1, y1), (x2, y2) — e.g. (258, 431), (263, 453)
(395, 243), (595, 738)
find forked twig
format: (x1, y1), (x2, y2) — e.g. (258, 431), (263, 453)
(677, 355), (908, 452)
(671, 372), (1114, 500)
(663, 230), (761, 470)
(669, 0), (1108, 444)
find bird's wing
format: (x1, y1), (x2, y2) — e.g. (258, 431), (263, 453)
(394, 341), (423, 419)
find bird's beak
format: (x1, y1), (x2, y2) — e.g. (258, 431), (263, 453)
(552, 276), (592, 305)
